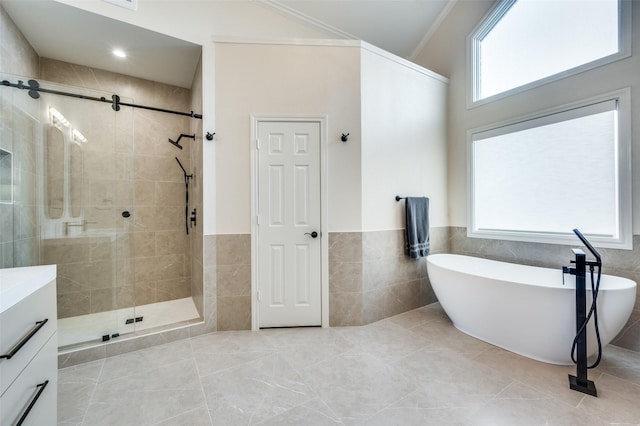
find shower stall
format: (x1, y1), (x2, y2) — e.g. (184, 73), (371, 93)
(0, 70), (203, 351)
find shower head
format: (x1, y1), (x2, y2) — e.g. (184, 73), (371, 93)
(168, 133), (195, 150)
(168, 138), (183, 150)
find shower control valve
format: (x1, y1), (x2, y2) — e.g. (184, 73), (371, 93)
(561, 265), (574, 285)
(190, 208), (197, 227)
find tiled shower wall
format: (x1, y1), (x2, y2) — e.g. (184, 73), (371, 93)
(0, 5), (40, 268)
(39, 59), (196, 318)
(448, 227), (640, 353)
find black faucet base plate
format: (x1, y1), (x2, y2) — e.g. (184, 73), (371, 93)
(569, 374), (597, 397)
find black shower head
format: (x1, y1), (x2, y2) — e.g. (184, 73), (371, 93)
(168, 138), (184, 149)
(168, 133), (195, 150)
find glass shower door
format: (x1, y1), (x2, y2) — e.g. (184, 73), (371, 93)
(34, 80), (136, 349)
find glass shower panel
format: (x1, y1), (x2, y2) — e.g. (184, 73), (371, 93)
(0, 81), (16, 269)
(0, 73), (41, 268)
(45, 125), (64, 219)
(33, 81), (135, 349)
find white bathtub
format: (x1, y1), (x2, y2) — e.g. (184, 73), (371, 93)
(426, 254), (637, 365)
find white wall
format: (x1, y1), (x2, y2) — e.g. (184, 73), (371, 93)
(361, 46), (448, 231)
(414, 1), (640, 233)
(214, 42), (362, 233)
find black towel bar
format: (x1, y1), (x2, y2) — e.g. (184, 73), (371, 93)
(396, 196), (405, 202)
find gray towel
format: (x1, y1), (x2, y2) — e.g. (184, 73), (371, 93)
(404, 197), (430, 259)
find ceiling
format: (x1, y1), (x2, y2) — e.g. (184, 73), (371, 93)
(2, 0), (202, 88)
(263, 0), (454, 59)
(2, 0), (454, 89)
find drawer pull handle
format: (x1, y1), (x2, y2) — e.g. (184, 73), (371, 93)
(0, 318), (49, 360)
(16, 380), (49, 426)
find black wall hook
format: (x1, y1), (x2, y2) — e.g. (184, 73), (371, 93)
(206, 132), (215, 141)
(341, 133), (350, 142)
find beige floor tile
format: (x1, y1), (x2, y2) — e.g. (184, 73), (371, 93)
(190, 330), (275, 353)
(153, 406), (213, 425)
(472, 346), (596, 408)
(262, 327), (357, 370)
(98, 339), (194, 383)
(299, 351), (417, 421)
(361, 406), (474, 426)
(201, 354), (314, 425)
(58, 360), (104, 424)
(470, 397), (607, 426)
(595, 344), (640, 386)
(84, 359), (206, 425)
(336, 319), (435, 363)
(577, 373), (640, 424)
(58, 304), (640, 426)
(259, 401), (344, 426)
(393, 347), (513, 406)
(384, 302), (449, 330)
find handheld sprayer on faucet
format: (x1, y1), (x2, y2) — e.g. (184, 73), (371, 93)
(562, 229), (602, 397)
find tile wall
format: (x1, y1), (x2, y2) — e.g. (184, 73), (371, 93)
(215, 234), (252, 331)
(210, 227), (449, 329)
(329, 227), (448, 326)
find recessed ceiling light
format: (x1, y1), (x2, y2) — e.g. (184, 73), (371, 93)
(112, 49), (127, 59)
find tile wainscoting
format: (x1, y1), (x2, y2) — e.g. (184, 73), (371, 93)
(212, 228), (450, 329)
(215, 234), (252, 331)
(59, 226), (640, 367)
(329, 227), (449, 326)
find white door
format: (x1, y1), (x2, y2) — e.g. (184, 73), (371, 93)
(257, 121), (322, 327)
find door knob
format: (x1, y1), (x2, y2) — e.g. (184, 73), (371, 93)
(304, 231), (319, 238)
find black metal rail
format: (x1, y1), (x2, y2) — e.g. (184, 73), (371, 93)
(2, 79), (202, 119)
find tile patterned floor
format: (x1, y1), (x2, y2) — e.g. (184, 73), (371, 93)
(58, 303), (640, 425)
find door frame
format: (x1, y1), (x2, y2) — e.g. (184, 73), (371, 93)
(250, 115), (329, 330)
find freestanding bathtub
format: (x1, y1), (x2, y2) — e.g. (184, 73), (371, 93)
(426, 254), (637, 365)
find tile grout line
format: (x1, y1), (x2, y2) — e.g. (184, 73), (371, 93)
(189, 337), (215, 425)
(78, 359), (106, 426)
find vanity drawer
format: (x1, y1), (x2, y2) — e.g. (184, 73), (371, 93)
(0, 280), (56, 397)
(0, 334), (57, 426)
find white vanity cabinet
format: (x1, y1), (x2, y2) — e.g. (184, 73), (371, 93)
(0, 265), (57, 425)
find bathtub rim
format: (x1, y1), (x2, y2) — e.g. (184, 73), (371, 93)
(426, 253), (637, 291)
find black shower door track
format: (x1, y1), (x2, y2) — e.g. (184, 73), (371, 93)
(2, 79), (203, 119)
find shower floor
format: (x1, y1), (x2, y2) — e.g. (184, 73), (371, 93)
(58, 297), (200, 348)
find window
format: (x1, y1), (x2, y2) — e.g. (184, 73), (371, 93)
(469, 0), (631, 105)
(468, 89), (631, 249)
